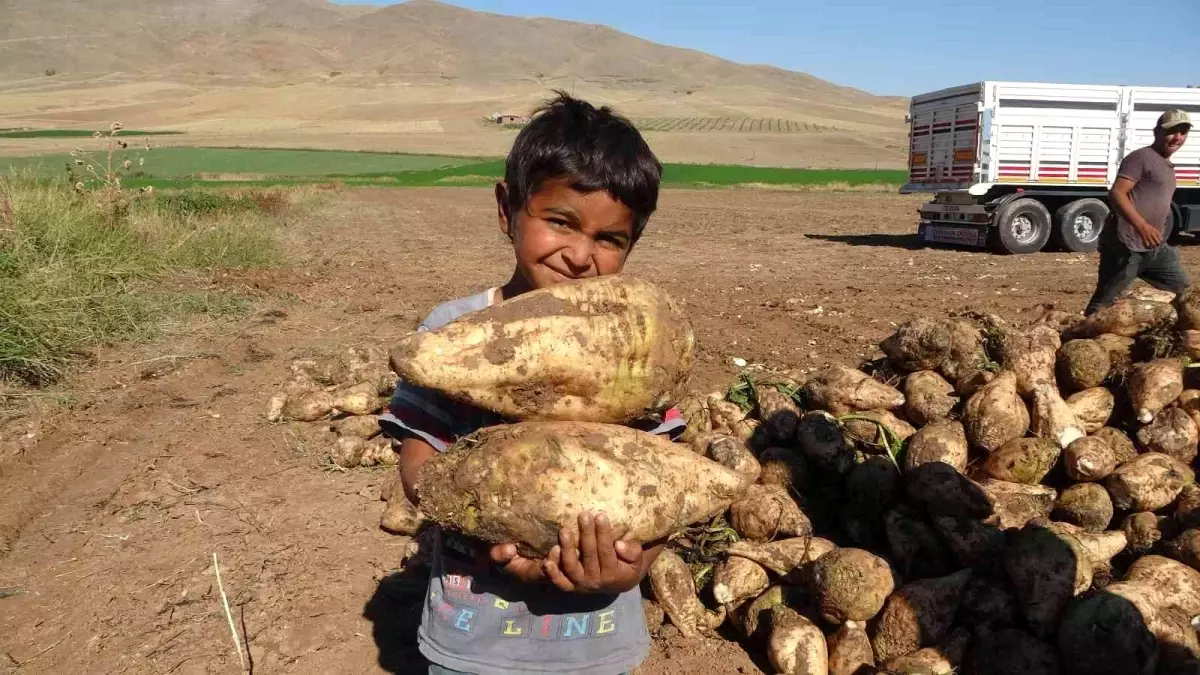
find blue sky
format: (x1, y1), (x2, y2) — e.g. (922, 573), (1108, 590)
(337, 0), (1199, 97)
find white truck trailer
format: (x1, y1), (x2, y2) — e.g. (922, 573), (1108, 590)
(900, 81), (1200, 254)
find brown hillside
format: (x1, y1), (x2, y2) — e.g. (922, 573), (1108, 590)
(0, 0), (909, 167)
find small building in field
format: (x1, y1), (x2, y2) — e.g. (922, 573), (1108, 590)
(494, 114), (530, 126)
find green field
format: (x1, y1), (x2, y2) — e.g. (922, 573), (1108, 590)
(3, 147), (904, 189)
(0, 129), (185, 138)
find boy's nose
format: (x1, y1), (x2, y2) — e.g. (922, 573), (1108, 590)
(561, 239), (592, 271)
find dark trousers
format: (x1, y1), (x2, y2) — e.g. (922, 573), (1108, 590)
(1084, 240), (1190, 315)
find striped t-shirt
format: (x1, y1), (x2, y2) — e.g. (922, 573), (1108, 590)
(379, 288), (685, 675)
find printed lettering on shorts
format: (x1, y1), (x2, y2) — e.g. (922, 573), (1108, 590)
(430, 592), (478, 634)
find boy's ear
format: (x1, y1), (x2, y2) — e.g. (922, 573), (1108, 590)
(495, 181), (514, 240)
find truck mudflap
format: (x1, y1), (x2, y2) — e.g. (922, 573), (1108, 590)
(918, 221), (990, 247)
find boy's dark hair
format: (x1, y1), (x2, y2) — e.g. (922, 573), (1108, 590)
(505, 91), (662, 238)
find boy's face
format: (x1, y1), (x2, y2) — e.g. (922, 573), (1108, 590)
(497, 177), (637, 290)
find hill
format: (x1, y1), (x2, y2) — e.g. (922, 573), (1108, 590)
(0, 0), (909, 168)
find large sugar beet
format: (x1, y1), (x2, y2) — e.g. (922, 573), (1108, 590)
(1136, 407), (1199, 463)
(881, 318), (952, 372)
(650, 549), (725, 638)
(1064, 298), (1177, 339)
(1030, 383), (1084, 449)
(1057, 582), (1161, 675)
(389, 275), (695, 423)
(803, 364), (905, 415)
(1065, 388), (1114, 433)
(964, 372), (1029, 452)
(869, 569), (971, 663)
(1005, 522), (1093, 639)
(417, 422), (751, 556)
(1057, 339), (1111, 392)
(1127, 358), (1184, 424)
(903, 418), (968, 473)
(810, 548), (895, 623)
(903, 371), (959, 427)
(980, 437), (1061, 485)
(939, 318), (989, 389)
(993, 324), (1060, 398)
(1105, 452), (1193, 513)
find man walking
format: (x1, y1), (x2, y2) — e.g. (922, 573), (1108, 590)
(1084, 109), (1193, 315)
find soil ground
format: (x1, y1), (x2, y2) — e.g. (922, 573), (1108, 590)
(1, 187), (1192, 674)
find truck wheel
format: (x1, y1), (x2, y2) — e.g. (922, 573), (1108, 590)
(1053, 198), (1108, 253)
(995, 198), (1052, 254)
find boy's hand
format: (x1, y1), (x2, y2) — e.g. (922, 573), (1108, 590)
(542, 512), (645, 594)
(487, 543), (548, 584)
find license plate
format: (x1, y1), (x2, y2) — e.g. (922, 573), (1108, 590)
(921, 224), (987, 247)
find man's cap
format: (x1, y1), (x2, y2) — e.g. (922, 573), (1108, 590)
(1157, 109), (1193, 131)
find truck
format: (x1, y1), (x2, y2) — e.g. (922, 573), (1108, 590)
(900, 81), (1200, 254)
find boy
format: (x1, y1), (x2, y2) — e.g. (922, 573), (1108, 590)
(379, 92), (684, 675)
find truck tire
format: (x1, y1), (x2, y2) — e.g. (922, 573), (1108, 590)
(994, 198), (1052, 254)
(1053, 198), (1108, 253)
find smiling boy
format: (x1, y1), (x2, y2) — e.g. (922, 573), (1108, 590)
(379, 92), (683, 675)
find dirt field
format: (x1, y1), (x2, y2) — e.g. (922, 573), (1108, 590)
(1, 187), (1191, 674)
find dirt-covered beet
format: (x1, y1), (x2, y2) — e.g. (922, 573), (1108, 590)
(417, 421), (752, 556)
(712, 556), (770, 610)
(730, 483), (813, 542)
(1053, 483), (1114, 532)
(810, 547), (896, 623)
(758, 446), (808, 489)
(1065, 387), (1114, 434)
(700, 433), (763, 481)
(389, 275), (695, 424)
(964, 371), (1029, 452)
(1121, 512), (1167, 554)
(826, 621), (875, 675)
(903, 370), (958, 426)
(903, 419), (968, 474)
(1064, 297), (1177, 339)
(756, 385), (803, 442)
(1092, 427), (1138, 465)
(803, 363), (905, 415)
(1063, 436), (1117, 483)
(1136, 407), (1198, 463)
(1004, 522), (1093, 638)
(1127, 358), (1185, 424)
(725, 537), (825, 579)
(768, 606), (828, 675)
(1105, 452), (1194, 513)
(843, 410), (916, 449)
(1125, 555), (1200, 616)
(907, 462), (994, 520)
(939, 318), (989, 391)
(1057, 582), (1160, 675)
(1030, 382), (1085, 449)
(978, 479), (1056, 530)
(881, 318), (953, 372)
(979, 437), (1061, 485)
(1056, 339), (1111, 392)
(797, 410), (857, 474)
(1166, 529), (1200, 572)
(868, 569), (971, 664)
(1176, 483), (1200, 529)
(881, 627), (968, 675)
(649, 549), (725, 638)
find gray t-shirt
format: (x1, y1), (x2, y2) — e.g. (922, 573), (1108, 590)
(1110, 146), (1177, 252)
(379, 289), (683, 675)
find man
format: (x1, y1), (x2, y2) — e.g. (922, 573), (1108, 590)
(1084, 109), (1192, 315)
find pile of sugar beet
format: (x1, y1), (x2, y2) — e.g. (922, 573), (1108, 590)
(643, 285), (1200, 675)
(358, 276), (1200, 675)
